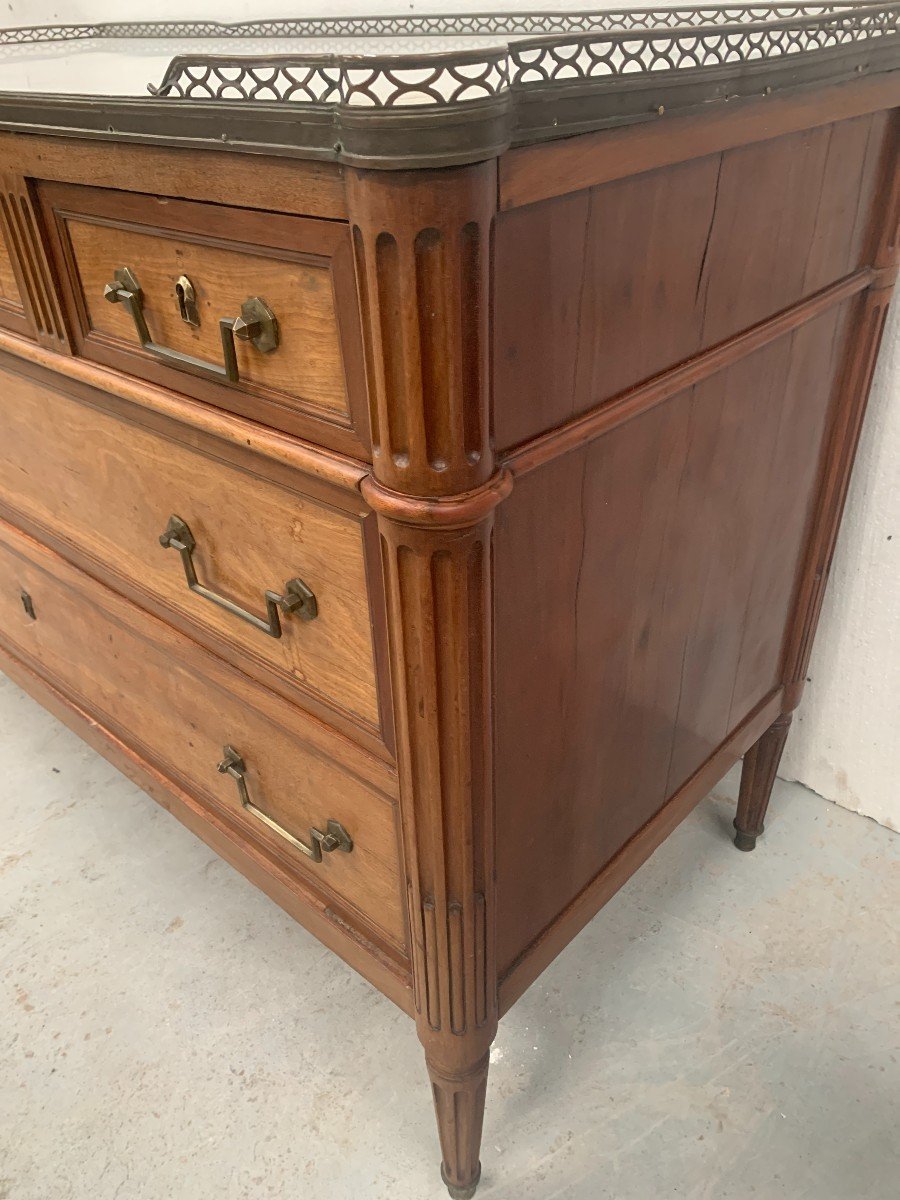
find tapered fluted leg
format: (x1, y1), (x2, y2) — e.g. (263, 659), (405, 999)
(734, 712), (793, 850)
(428, 1053), (490, 1200)
(347, 163), (500, 1199)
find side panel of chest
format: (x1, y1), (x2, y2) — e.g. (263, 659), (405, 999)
(492, 108), (897, 985)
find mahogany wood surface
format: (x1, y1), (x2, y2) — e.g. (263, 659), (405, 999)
(0, 328), (369, 497)
(783, 113), (900, 708)
(499, 687), (785, 1011)
(0, 76), (896, 1200)
(494, 113), (888, 449)
(39, 181), (370, 456)
(0, 516), (406, 954)
(0, 221), (18, 301)
(348, 163), (499, 1199)
(0, 357), (387, 741)
(493, 301), (857, 972)
(491, 107), (900, 991)
(0, 641), (413, 1014)
(0, 132), (347, 220)
(0, 171), (69, 350)
(499, 71), (900, 211)
(0, 215), (26, 334)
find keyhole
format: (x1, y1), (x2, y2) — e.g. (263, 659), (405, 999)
(20, 590), (36, 620)
(175, 275), (200, 328)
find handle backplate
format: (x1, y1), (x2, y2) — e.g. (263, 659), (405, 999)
(159, 514), (317, 639)
(217, 745), (353, 863)
(104, 266), (278, 383)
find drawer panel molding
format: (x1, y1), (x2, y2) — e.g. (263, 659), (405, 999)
(38, 180), (370, 455)
(0, 359), (389, 743)
(0, 517), (407, 952)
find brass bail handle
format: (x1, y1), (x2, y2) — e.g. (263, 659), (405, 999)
(159, 514), (317, 639)
(104, 266), (279, 384)
(217, 746), (353, 863)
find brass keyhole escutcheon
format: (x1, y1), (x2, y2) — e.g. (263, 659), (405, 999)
(105, 267), (280, 384)
(174, 275), (200, 327)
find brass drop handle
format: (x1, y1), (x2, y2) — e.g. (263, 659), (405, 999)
(217, 746), (353, 863)
(104, 267), (279, 384)
(159, 514), (317, 639)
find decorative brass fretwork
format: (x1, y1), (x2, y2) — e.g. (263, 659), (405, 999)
(140, 4), (899, 108)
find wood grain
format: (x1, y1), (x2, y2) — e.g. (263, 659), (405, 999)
(498, 688), (784, 1012)
(0, 516), (406, 950)
(0, 638), (414, 1014)
(783, 111), (900, 708)
(39, 181), (370, 456)
(492, 305), (856, 975)
(502, 269), (872, 479)
(0, 222), (21, 309)
(0, 132), (347, 220)
(347, 164), (494, 497)
(0, 328), (367, 498)
(0, 171), (70, 350)
(0, 360), (385, 737)
(0, 74), (896, 1200)
(348, 163), (500, 1198)
(494, 114), (887, 450)
(499, 71), (900, 210)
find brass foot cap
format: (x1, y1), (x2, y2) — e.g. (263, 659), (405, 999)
(442, 1163), (481, 1199)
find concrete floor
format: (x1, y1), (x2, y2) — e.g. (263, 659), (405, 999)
(1, 670), (898, 1200)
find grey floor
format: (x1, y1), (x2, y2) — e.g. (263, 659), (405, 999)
(1, 671), (898, 1200)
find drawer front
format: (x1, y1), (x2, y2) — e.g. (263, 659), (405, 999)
(0, 359), (386, 739)
(38, 181), (369, 455)
(0, 519), (406, 950)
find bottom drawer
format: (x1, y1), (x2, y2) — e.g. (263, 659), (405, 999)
(0, 518), (406, 952)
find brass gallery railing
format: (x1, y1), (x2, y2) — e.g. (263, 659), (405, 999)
(0, 5), (896, 165)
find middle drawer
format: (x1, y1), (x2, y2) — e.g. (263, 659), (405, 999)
(0, 356), (387, 742)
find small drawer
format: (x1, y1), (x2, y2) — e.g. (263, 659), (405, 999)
(0, 519), (406, 951)
(0, 358), (387, 744)
(37, 181), (369, 456)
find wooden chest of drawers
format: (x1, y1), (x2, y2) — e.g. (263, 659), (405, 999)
(0, 9), (898, 1197)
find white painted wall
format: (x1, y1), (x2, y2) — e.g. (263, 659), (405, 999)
(781, 303), (900, 832)
(7, 0), (900, 829)
(5, 0), (593, 21)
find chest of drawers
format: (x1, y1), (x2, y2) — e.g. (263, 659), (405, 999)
(0, 8), (898, 1197)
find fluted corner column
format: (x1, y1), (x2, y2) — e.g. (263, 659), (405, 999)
(348, 162), (505, 1200)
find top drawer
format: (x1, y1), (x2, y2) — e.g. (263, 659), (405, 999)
(37, 181), (370, 456)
